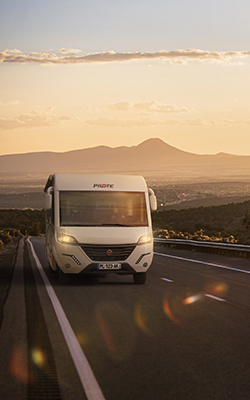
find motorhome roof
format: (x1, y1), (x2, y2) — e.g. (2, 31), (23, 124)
(44, 173), (148, 192)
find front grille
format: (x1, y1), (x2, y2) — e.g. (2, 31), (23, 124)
(80, 244), (136, 261)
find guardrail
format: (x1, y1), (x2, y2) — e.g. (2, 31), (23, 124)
(154, 238), (250, 259)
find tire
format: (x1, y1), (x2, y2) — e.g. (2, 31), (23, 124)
(133, 272), (147, 284)
(58, 269), (70, 285)
(48, 262), (56, 274)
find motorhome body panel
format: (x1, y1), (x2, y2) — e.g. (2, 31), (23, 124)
(53, 174), (148, 192)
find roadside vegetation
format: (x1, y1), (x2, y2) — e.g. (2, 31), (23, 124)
(152, 200), (250, 244)
(0, 209), (45, 250)
(0, 200), (250, 250)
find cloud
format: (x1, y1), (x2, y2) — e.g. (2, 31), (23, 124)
(183, 117), (243, 127)
(0, 99), (19, 106)
(108, 102), (132, 111)
(1, 49), (250, 65)
(218, 118), (240, 125)
(183, 117), (208, 126)
(85, 117), (180, 127)
(108, 101), (190, 114)
(59, 48), (82, 55)
(86, 116), (247, 128)
(0, 109), (79, 130)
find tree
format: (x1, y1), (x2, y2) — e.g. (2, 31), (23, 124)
(242, 210), (250, 230)
(28, 222), (41, 237)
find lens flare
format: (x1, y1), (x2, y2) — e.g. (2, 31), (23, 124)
(96, 310), (116, 355)
(76, 333), (88, 346)
(163, 295), (180, 324)
(95, 303), (135, 362)
(205, 282), (228, 297)
(32, 348), (46, 368)
(183, 294), (203, 305)
(134, 303), (150, 335)
(134, 298), (160, 337)
(9, 346), (29, 383)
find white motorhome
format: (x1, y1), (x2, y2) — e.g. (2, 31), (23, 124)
(44, 174), (157, 284)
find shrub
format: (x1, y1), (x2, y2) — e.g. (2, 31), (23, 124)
(0, 230), (12, 245)
(27, 222), (42, 237)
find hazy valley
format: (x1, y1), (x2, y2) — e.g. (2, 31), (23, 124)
(0, 138), (250, 209)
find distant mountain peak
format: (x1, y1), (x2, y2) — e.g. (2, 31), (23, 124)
(138, 137), (166, 146)
(0, 138), (249, 177)
(137, 137), (173, 149)
(136, 137), (194, 158)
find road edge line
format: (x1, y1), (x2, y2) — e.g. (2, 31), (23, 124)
(27, 238), (106, 400)
(154, 252), (250, 274)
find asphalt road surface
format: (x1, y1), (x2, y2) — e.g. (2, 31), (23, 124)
(1, 237), (250, 400)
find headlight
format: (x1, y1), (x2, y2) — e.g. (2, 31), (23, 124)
(57, 234), (77, 244)
(137, 233), (152, 245)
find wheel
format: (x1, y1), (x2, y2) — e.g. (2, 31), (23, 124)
(58, 269), (70, 285)
(133, 272), (147, 284)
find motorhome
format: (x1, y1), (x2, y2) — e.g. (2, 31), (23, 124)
(44, 174), (157, 284)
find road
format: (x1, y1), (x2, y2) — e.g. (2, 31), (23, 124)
(1, 237), (250, 399)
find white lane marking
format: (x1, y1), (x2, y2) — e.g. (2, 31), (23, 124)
(205, 294), (226, 302)
(27, 238), (106, 400)
(154, 252), (250, 275)
(161, 277), (174, 283)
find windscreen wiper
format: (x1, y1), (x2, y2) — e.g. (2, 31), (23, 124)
(101, 223), (135, 227)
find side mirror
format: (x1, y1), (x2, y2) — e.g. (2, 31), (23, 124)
(45, 193), (52, 210)
(45, 187), (53, 210)
(150, 194), (157, 211)
(148, 188), (157, 211)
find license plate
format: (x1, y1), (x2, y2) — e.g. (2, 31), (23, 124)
(97, 263), (122, 270)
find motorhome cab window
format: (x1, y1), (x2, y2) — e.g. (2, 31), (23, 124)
(59, 191), (148, 227)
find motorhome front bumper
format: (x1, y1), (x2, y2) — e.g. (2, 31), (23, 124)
(55, 241), (153, 274)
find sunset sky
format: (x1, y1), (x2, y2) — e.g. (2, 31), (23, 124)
(1, 0), (250, 156)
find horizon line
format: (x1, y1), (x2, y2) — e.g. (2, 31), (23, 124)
(1, 138), (249, 158)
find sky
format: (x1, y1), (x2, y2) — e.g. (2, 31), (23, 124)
(1, 0), (250, 156)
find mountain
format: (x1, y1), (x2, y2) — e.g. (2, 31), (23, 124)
(0, 138), (250, 178)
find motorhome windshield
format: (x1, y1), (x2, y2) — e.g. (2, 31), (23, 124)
(59, 191), (148, 227)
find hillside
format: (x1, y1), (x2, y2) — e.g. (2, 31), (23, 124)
(1, 138), (250, 179)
